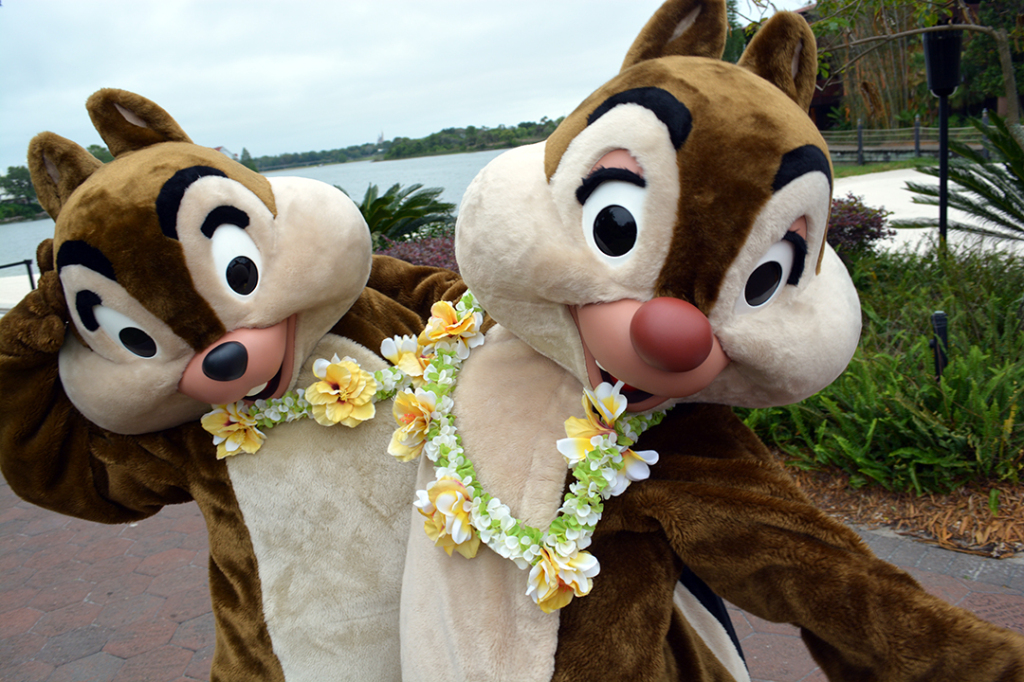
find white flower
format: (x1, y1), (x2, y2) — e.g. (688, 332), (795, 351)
(526, 547), (600, 613)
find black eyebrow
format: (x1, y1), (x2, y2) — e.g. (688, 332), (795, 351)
(56, 240), (116, 281)
(588, 87), (692, 150)
(772, 145), (832, 192)
(783, 230), (807, 285)
(200, 205), (250, 238)
(576, 167), (646, 205)
(156, 166), (228, 240)
(75, 290), (102, 331)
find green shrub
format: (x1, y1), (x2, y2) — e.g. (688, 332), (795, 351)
(740, 241), (1024, 494)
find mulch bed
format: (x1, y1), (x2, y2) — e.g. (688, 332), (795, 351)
(777, 452), (1024, 559)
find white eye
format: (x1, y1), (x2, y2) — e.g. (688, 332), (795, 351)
(93, 305), (158, 358)
(581, 180), (646, 265)
(734, 239), (796, 314)
(210, 224), (261, 297)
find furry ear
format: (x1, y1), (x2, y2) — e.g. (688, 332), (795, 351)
(620, 0), (728, 71)
(27, 132), (103, 220)
(738, 12), (818, 112)
(86, 88), (192, 158)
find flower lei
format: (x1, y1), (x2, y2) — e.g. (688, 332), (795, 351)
(385, 291), (669, 613)
(198, 291), (671, 613)
(201, 352), (400, 460)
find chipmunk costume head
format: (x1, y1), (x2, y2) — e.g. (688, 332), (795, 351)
(33, 90), (370, 435)
(458, 1), (859, 413)
(397, 2), (1024, 680)
(1, 89), (464, 681)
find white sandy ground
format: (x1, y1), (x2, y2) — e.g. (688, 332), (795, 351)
(0, 169), (1018, 313)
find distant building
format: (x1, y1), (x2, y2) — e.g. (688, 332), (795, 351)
(213, 146), (239, 161)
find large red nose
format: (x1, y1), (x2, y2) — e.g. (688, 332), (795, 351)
(629, 298), (713, 373)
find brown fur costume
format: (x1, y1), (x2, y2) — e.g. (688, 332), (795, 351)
(396, 2), (1024, 680)
(0, 89), (464, 681)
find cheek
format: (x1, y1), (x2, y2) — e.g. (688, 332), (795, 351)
(59, 337), (206, 434)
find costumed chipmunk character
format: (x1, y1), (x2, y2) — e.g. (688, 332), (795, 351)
(390, 2), (1024, 680)
(0, 89), (464, 681)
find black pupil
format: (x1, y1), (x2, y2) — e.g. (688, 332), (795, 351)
(119, 328), (157, 358)
(593, 205), (637, 257)
(226, 257), (258, 295)
(745, 262), (784, 307)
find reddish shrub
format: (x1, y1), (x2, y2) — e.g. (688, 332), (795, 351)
(375, 236), (459, 273)
(828, 193), (895, 256)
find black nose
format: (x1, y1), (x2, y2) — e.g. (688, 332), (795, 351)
(202, 341), (248, 382)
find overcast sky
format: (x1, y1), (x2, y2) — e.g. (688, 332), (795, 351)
(0, 0), (807, 171)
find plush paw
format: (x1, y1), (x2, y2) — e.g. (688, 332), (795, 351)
(1, 240), (67, 355)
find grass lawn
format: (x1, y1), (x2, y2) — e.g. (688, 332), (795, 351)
(833, 157), (936, 178)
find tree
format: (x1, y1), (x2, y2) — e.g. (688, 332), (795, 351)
(812, 0), (1023, 145)
(87, 145), (113, 163)
(0, 166), (36, 204)
(806, 2), (937, 128)
(957, 1), (1024, 114)
(722, 0), (746, 64)
(240, 148), (258, 171)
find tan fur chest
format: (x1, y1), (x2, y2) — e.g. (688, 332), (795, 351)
(225, 335), (415, 681)
(400, 325), (588, 681)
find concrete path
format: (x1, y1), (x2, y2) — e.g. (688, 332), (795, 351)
(2, 474), (1023, 682)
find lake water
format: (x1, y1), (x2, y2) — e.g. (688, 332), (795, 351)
(0, 148), (509, 267)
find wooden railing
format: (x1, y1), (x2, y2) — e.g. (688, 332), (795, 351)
(820, 126), (984, 148)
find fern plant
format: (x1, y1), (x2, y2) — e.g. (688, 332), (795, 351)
(740, 241), (1024, 495)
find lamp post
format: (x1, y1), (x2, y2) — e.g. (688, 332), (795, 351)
(923, 27), (962, 250)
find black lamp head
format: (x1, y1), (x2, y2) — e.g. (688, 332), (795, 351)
(923, 29), (962, 97)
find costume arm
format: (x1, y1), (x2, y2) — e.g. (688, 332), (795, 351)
(627, 404), (1024, 681)
(0, 242), (190, 523)
(366, 254), (466, 319)
(333, 255), (476, 353)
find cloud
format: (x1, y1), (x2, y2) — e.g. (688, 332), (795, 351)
(1, 0), (805, 169)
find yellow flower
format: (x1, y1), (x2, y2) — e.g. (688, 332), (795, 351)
(415, 478), (480, 559)
(418, 300), (483, 359)
(201, 402), (266, 459)
(381, 335), (431, 387)
(304, 355), (377, 427)
(526, 547), (600, 613)
(556, 390), (619, 465)
(389, 388), (437, 461)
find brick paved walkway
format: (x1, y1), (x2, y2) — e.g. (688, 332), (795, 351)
(2, 477), (1023, 682)
(728, 527), (1024, 682)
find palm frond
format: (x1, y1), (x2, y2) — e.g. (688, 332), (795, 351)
(898, 113), (1024, 242)
(338, 182), (456, 243)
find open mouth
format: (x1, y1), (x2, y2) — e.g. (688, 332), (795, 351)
(598, 366), (653, 404)
(245, 363), (285, 402)
(178, 315), (300, 406)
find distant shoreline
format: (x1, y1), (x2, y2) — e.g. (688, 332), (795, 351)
(0, 211), (49, 225)
(257, 140), (540, 173)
